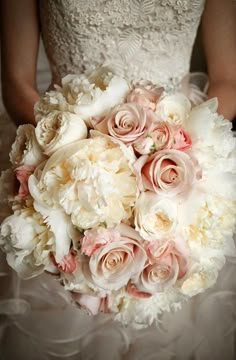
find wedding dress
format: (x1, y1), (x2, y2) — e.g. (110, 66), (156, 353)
(0, 1), (236, 359)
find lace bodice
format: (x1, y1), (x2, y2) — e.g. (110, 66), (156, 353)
(39, 0), (205, 91)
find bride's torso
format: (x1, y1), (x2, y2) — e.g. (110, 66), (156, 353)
(39, 0), (205, 91)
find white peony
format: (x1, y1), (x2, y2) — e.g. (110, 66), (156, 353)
(0, 206), (56, 279)
(29, 135), (138, 230)
(134, 191), (177, 241)
(156, 93), (191, 125)
(35, 110), (88, 156)
(61, 72), (130, 126)
(34, 88), (69, 123)
(186, 196), (236, 257)
(186, 98), (236, 160)
(10, 124), (46, 167)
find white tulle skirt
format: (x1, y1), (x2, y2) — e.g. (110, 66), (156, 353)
(0, 80), (236, 360)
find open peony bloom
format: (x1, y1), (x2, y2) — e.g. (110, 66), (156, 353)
(15, 165), (35, 200)
(82, 224), (147, 291)
(0, 206), (56, 279)
(35, 110), (87, 156)
(135, 149), (197, 197)
(29, 135), (138, 230)
(127, 80), (164, 111)
(132, 239), (187, 294)
(61, 72), (130, 126)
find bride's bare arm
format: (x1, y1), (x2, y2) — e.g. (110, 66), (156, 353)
(201, 0), (236, 120)
(0, 0), (40, 126)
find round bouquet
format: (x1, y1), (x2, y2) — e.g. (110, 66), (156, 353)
(0, 70), (235, 327)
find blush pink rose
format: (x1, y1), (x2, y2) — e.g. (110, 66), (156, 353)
(148, 121), (173, 151)
(52, 249), (78, 273)
(126, 281), (152, 298)
(97, 103), (149, 144)
(82, 224), (147, 291)
(81, 227), (120, 256)
(132, 239), (187, 294)
(172, 126), (192, 150)
(15, 165), (35, 200)
(135, 149), (196, 196)
(127, 81), (164, 111)
(72, 293), (105, 315)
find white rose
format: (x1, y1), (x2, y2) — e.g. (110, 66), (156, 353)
(0, 206), (56, 279)
(156, 93), (191, 125)
(10, 124), (46, 167)
(61, 72), (130, 126)
(29, 135), (138, 230)
(181, 265), (221, 297)
(35, 110), (88, 156)
(133, 136), (155, 155)
(135, 191), (177, 241)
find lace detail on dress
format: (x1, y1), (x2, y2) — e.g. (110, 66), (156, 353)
(39, 0), (205, 91)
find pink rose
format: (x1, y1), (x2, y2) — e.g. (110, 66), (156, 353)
(135, 149), (196, 196)
(97, 103), (149, 144)
(148, 121), (173, 151)
(127, 81), (164, 111)
(126, 281), (152, 298)
(15, 165), (35, 200)
(81, 227), (120, 256)
(172, 126), (192, 150)
(82, 224), (147, 291)
(133, 239), (187, 294)
(72, 293), (105, 315)
(52, 249), (78, 273)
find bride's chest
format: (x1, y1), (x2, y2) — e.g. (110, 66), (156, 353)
(40, 0), (205, 33)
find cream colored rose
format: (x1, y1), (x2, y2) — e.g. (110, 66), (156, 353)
(82, 224), (147, 291)
(181, 268), (219, 296)
(10, 124), (46, 167)
(29, 135), (138, 230)
(0, 206), (56, 279)
(156, 93), (191, 125)
(35, 110), (88, 156)
(135, 191), (177, 241)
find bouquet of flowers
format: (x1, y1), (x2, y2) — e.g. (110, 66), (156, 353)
(0, 70), (235, 327)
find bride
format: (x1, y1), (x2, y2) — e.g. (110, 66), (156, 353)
(0, 1), (236, 359)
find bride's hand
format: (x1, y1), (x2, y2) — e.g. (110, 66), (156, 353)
(0, 0), (40, 126)
(201, 0), (236, 121)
